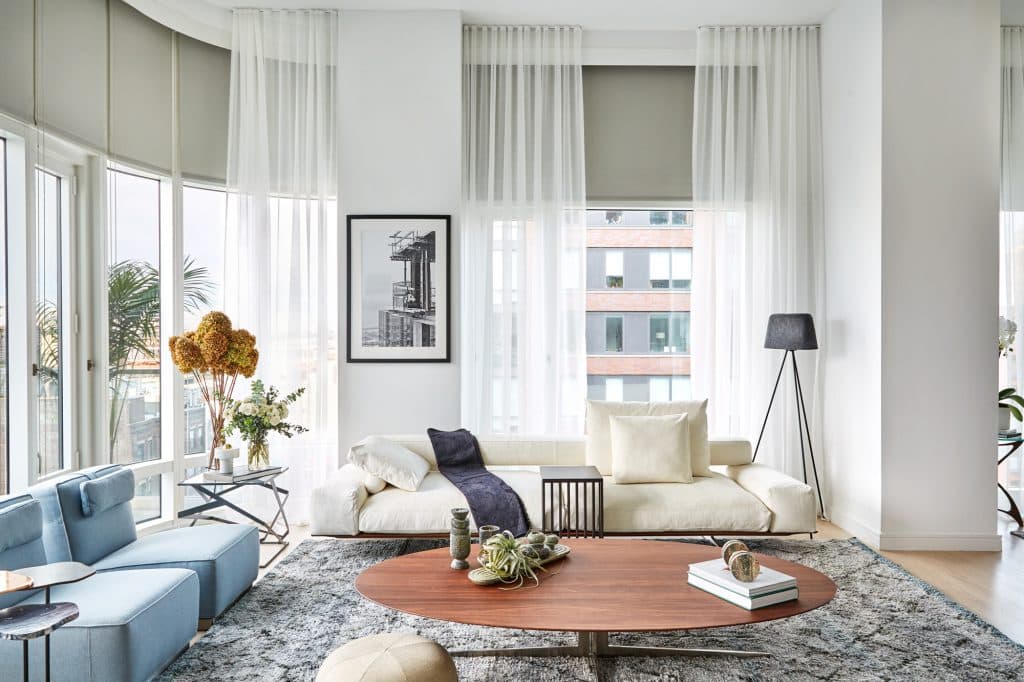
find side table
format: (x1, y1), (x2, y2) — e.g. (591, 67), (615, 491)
(999, 436), (1024, 539)
(16, 561), (95, 682)
(540, 465), (604, 538)
(179, 467), (290, 568)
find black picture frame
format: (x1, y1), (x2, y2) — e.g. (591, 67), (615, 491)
(346, 214), (451, 363)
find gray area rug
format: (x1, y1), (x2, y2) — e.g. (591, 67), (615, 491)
(160, 538), (1024, 681)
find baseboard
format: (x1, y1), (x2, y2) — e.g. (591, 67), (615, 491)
(827, 509), (881, 548)
(878, 532), (1002, 552)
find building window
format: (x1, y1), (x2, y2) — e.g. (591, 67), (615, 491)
(649, 249), (692, 290)
(182, 184), (226, 457)
(107, 168), (163, 465)
(605, 251), (623, 288)
(35, 168), (67, 477)
(605, 316), (623, 352)
(649, 312), (689, 354)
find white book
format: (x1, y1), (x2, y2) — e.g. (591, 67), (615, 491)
(688, 573), (798, 610)
(688, 558), (796, 597)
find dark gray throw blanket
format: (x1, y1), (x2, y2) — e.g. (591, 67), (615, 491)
(427, 428), (530, 537)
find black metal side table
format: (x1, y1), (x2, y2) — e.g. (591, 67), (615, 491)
(999, 436), (1024, 539)
(0, 602), (79, 682)
(540, 465), (604, 538)
(178, 467), (290, 568)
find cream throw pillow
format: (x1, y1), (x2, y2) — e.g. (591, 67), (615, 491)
(363, 473), (387, 494)
(585, 398), (711, 476)
(610, 414), (693, 484)
(348, 436), (430, 492)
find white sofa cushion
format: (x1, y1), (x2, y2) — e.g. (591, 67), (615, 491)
(348, 436), (430, 492)
(602, 473), (772, 532)
(586, 400), (711, 477)
(610, 414), (692, 484)
(725, 463), (816, 533)
(358, 469), (544, 534)
(363, 473), (387, 494)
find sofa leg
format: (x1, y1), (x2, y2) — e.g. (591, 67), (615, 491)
(198, 618), (214, 631)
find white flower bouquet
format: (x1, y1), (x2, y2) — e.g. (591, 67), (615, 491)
(223, 380), (307, 467)
(1000, 315), (1018, 358)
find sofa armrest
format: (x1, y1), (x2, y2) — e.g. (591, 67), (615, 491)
(726, 463), (815, 533)
(310, 464), (368, 536)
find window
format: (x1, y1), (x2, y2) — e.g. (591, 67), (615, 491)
(107, 168), (163, 465)
(605, 251), (623, 288)
(649, 313), (689, 354)
(649, 249), (692, 290)
(585, 208), (692, 404)
(182, 184), (226, 457)
(131, 472), (161, 524)
(0, 139), (6, 493)
(35, 168), (68, 477)
(605, 316), (623, 352)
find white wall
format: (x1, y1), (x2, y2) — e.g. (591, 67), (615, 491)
(878, 0), (1000, 550)
(822, 0), (1001, 550)
(821, 0), (883, 546)
(338, 11), (463, 453)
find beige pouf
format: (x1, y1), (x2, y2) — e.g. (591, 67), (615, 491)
(316, 632), (459, 682)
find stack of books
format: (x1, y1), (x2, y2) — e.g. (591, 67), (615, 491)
(203, 465), (282, 483)
(1000, 428), (1021, 439)
(687, 558), (798, 610)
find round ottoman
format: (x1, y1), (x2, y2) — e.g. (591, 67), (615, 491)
(316, 632), (458, 682)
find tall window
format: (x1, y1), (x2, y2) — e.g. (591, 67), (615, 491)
(585, 209), (692, 403)
(107, 168), (163, 465)
(0, 139), (7, 493)
(182, 184), (226, 457)
(35, 168), (67, 476)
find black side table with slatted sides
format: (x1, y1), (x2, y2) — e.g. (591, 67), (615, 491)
(540, 465), (604, 538)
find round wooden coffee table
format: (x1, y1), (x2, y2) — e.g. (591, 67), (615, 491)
(355, 538), (837, 659)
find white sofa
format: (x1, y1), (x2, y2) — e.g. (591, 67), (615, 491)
(310, 435), (816, 537)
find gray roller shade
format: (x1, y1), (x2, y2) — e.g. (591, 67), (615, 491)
(583, 66), (694, 203)
(0, 0), (34, 124)
(179, 34), (230, 182)
(37, 0), (108, 150)
(109, 0), (173, 172)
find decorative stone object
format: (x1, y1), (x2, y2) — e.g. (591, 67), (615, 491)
(315, 632), (458, 682)
(544, 534), (560, 549)
(728, 550), (762, 582)
(721, 539), (749, 565)
(526, 530), (546, 546)
(449, 508), (471, 570)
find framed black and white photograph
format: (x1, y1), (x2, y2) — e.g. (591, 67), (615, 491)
(346, 215), (451, 363)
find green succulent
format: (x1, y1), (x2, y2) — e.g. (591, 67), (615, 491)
(481, 532), (545, 590)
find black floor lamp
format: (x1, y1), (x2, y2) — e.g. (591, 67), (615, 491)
(752, 313), (826, 518)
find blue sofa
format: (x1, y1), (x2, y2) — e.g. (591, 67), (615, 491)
(0, 465), (260, 681)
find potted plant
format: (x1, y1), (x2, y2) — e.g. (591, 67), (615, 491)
(1000, 388), (1024, 433)
(169, 312), (259, 469)
(223, 380), (308, 469)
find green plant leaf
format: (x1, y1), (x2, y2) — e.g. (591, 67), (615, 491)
(1006, 395), (1024, 409)
(1009, 405), (1023, 422)
(1000, 387), (1017, 399)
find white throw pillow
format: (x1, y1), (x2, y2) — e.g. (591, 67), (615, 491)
(609, 413), (692, 484)
(348, 436), (430, 492)
(585, 399), (711, 476)
(363, 473), (387, 494)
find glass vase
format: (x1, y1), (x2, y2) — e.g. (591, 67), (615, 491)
(248, 439), (270, 469)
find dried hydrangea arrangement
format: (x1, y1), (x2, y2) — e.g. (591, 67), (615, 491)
(169, 311), (258, 469)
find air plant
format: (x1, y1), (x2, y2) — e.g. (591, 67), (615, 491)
(480, 531), (545, 590)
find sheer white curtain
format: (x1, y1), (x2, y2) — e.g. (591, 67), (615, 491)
(224, 9), (340, 524)
(1002, 27), (1024, 390)
(461, 26), (587, 435)
(692, 26), (825, 480)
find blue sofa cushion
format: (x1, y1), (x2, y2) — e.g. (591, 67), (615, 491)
(0, 568), (200, 682)
(92, 524), (259, 619)
(56, 469), (137, 565)
(80, 468), (135, 516)
(0, 498), (42, 552)
(0, 495), (47, 610)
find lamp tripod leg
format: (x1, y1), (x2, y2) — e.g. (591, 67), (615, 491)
(753, 353), (788, 463)
(790, 356), (823, 516)
(792, 352), (809, 489)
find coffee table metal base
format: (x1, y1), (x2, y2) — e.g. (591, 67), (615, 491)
(451, 631), (769, 659)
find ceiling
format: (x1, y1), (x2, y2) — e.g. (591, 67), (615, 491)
(127, 0), (843, 49)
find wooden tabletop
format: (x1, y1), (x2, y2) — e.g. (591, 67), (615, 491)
(0, 571), (34, 596)
(355, 539), (836, 633)
(17, 562), (95, 591)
